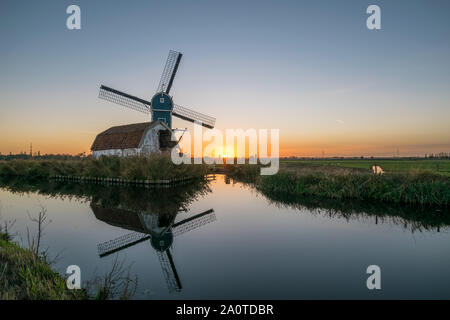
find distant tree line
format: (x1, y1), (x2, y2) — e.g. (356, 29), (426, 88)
(1, 152), (448, 161)
(0, 152), (88, 161)
(281, 153), (450, 160)
(425, 152), (450, 159)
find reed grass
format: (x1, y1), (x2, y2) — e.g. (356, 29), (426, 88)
(0, 206), (137, 300)
(0, 155), (208, 182)
(0, 229), (137, 300)
(0, 232), (88, 300)
(225, 165), (450, 207)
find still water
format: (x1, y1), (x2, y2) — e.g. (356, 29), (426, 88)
(1, 175), (449, 299)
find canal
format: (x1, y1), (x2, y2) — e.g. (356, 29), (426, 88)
(0, 175), (449, 299)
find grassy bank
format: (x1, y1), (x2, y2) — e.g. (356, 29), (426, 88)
(0, 155), (207, 182)
(0, 230), (136, 300)
(0, 231), (87, 300)
(225, 164), (450, 207)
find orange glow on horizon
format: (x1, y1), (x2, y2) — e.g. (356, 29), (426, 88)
(0, 125), (449, 158)
(1, 139), (449, 158)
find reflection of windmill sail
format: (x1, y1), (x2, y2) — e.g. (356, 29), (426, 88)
(98, 232), (150, 257)
(172, 208), (216, 237)
(157, 250), (182, 293)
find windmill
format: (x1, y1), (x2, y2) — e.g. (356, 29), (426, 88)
(98, 50), (216, 133)
(96, 208), (216, 293)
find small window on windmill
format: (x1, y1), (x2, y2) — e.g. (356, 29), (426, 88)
(160, 97), (165, 103)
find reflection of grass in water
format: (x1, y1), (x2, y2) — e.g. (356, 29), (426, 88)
(225, 164), (450, 207)
(259, 190), (450, 232)
(0, 175), (211, 216)
(89, 180), (211, 216)
(0, 155), (208, 181)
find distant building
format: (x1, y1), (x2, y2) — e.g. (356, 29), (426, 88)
(91, 121), (176, 158)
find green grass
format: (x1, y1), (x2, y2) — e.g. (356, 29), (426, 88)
(281, 159), (450, 175)
(0, 230), (137, 300)
(262, 171), (448, 206)
(0, 155), (208, 182)
(225, 164), (450, 207)
(0, 233), (88, 300)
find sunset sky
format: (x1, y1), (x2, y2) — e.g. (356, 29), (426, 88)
(1, 0), (449, 157)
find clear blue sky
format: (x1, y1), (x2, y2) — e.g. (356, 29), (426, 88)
(1, 0), (449, 156)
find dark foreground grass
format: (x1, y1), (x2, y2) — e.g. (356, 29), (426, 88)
(0, 232), (88, 300)
(225, 164), (450, 207)
(0, 155), (208, 182)
(0, 231), (136, 300)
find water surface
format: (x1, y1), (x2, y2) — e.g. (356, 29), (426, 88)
(0, 175), (449, 299)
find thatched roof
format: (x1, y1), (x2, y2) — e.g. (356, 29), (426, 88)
(91, 121), (169, 151)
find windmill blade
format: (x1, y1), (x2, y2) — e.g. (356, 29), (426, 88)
(157, 50), (182, 94)
(99, 85), (151, 115)
(157, 250), (182, 293)
(172, 209), (216, 237)
(173, 104), (216, 129)
(97, 232), (150, 258)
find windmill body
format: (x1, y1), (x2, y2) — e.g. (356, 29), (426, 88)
(151, 92), (174, 129)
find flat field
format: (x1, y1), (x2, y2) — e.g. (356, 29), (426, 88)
(280, 159), (450, 176)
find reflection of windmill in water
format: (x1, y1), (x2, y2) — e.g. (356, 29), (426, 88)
(95, 206), (215, 293)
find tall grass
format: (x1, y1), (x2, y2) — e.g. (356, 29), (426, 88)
(260, 171), (449, 206)
(0, 155), (208, 181)
(225, 165), (450, 207)
(0, 234), (137, 300)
